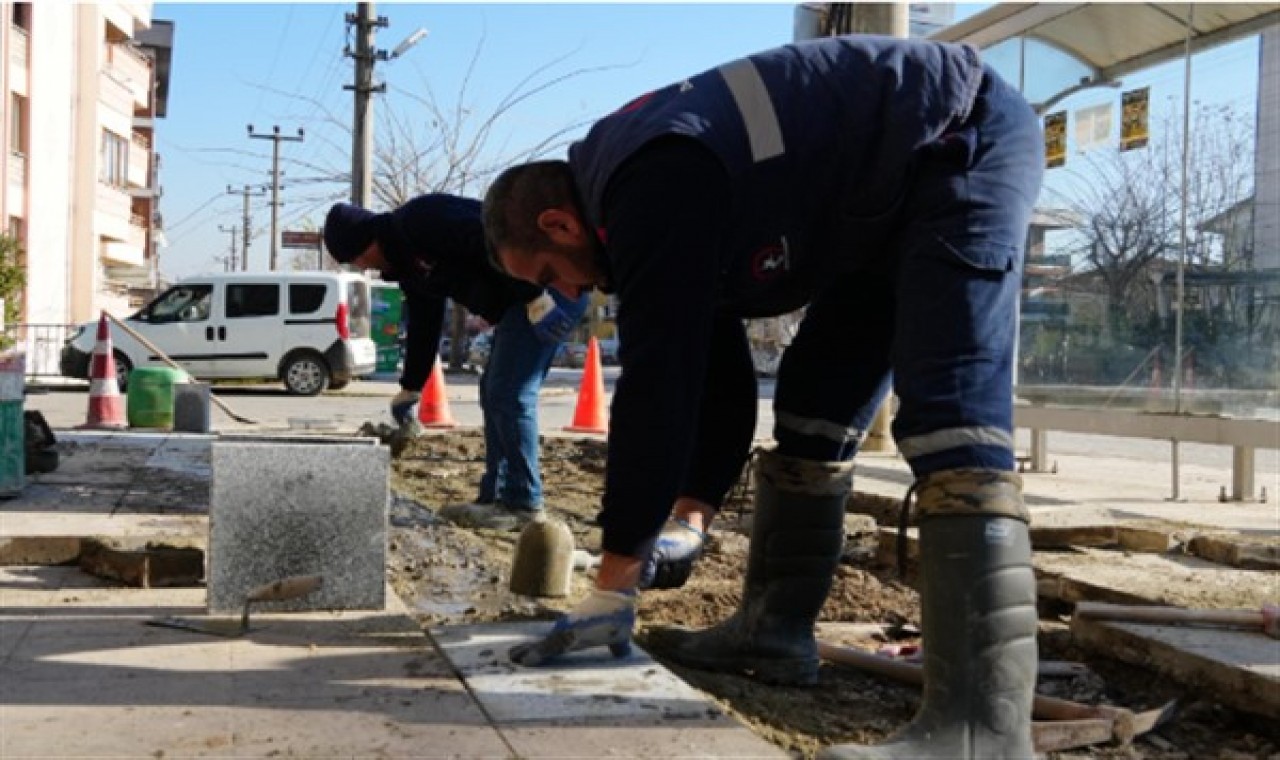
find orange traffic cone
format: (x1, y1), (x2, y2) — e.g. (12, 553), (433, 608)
(417, 360), (457, 428)
(565, 337), (608, 434)
(80, 312), (126, 429)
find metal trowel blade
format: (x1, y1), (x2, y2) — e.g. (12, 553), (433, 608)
(145, 615), (257, 638)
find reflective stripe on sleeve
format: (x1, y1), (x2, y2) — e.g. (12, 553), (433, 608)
(775, 410), (864, 447)
(718, 58), (785, 163)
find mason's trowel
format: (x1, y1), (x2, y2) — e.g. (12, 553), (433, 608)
(146, 574), (324, 638)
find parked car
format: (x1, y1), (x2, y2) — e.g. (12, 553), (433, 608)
(60, 271), (377, 395)
(597, 338), (620, 365)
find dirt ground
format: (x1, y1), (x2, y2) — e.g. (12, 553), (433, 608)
(384, 429), (1278, 760)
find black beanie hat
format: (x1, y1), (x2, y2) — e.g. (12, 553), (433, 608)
(324, 203), (378, 264)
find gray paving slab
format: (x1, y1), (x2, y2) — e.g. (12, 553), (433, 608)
(208, 439), (388, 613)
(0, 567), (511, 759)
(433, 621), (786, 758)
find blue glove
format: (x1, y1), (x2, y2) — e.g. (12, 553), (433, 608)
(639, 518), (706, 590)
(390, 389), (420, 427)
(508, 589), (635, 666)
(527, 291), (588, 345)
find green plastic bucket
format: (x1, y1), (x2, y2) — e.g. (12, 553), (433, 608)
(126, 366), (190, 429)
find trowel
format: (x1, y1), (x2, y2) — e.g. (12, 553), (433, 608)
(146, 574), (324, 638)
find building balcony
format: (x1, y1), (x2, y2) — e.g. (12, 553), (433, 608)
(105, 42), (152, 108)
(99, 70), (135, 119)
(6, 153), (25, 214)
(100, 228), (147, 269)
(127, 135), (150, 188)
(8, 26), (28, 91)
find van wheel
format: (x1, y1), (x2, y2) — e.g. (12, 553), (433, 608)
(282, 352), (331, 396)
(113, 351), (133, 392)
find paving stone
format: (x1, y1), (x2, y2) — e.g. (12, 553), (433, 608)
(1115, 525), (1176, 553)
(1030, 524), (1118, 549)
(1071, 617), (1280, 719)
(1188, 534), (1280, 571)
(207, 439), (388, 614)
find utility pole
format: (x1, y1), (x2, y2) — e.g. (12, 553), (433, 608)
(247, 125), (304, 271)
(344, 4), (427, 208)
(345, 4), (385, 208)
(217, 223), (239, 272)
(226, 184), (267, 271)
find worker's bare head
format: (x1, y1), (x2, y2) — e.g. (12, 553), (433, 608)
(484, 160), (603, 299)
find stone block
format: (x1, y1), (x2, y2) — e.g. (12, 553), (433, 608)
(1030, 524), (1118, 549)
(207, 439), (387, 614)
(1115, 526), (1175, 554)
(1188, 535), (1280, 571)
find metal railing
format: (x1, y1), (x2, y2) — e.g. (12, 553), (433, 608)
(1, 323), (78, 379)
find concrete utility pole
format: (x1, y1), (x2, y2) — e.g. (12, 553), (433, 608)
(226, 184), (267, 271)
(345, 4), (385, 209)
(218, 224), (239, 272)
(247, 125), (305, 271)
(824, 2), (909, 453)
(343, 4), (427, 208)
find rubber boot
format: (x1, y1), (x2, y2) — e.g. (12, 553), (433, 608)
(647, 450), (851, 686)
(819, 469), (1038, 760)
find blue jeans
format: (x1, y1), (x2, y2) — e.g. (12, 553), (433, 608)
(477, 291), (588, 508)
(774, 67), (1044, 476)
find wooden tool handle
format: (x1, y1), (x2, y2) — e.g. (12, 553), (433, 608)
(104, 312), (258, 425)
(246, 574), (324, 603)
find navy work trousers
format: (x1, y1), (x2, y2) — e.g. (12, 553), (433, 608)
(773, 68), (1044, 476)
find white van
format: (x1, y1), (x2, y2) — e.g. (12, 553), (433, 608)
(60, 271), (377, 395)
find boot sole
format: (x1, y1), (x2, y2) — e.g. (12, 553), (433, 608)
(662, 650), (818, 686)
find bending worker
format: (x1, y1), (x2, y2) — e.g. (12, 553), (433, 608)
(484, 33), (1043, 760)
(325, 194), (587, 528)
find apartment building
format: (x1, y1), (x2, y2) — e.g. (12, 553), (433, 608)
(1, 1), (171, 331)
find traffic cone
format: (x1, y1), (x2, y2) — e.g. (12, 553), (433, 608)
(80, 312), (126, 430)
(565, 337), (608, 434)
(417, 360), (456, 428)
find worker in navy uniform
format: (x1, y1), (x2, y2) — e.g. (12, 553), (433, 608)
(325, 195), (587, 529)
(484, 34), (1043, 760)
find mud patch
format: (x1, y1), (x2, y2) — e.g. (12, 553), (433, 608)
(385, 429), (1279, 759)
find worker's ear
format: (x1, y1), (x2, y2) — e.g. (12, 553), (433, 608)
(535, 207), (585, 246)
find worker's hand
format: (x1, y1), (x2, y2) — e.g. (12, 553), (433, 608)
(508, 589), (635, 666)
(527, 292), (579, 344)
(639, 518), (706, 590)
(390, 389), (421, 427)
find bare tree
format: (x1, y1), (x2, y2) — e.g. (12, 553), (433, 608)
(1048, 101), (1255, 334)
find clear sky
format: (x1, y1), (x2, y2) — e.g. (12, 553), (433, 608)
(151, 2), (1261, 281)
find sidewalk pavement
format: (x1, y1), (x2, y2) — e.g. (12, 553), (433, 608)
(2, 417), (1275, 756)
(0, 432), (783, 759)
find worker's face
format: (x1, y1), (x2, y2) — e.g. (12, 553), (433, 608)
(349, 240), (388, 273)
(496, 207), (602, 299)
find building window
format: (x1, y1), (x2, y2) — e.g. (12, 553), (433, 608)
(9, 94), (27, 155)
(13, 3), (32, 31)
(100, 129), (128, 188)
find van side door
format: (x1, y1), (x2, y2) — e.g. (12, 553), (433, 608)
(209, 281), (284, 379)
(125, 282), (220, 377)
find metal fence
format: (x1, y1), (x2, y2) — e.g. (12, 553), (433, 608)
(1, 323), (78, 379)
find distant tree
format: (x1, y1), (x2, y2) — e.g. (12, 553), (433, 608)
(1048, 101), (1255, 341)
(260, 37), (627, 369)
(0, 234), (25, 346)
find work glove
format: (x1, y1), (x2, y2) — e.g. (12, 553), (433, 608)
(526, 292), (581, 345)
(390, 388), (421, 427)
(508, 589), (636, 666)
(639, 518), (706, 590)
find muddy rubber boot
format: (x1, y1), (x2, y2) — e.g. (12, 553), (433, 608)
(819, 469), (1038, 760)
(647, 451), (851, 686)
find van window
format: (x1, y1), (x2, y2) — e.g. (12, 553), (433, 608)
(147, 284), (212, 323)
(347, 280), (371, 338)
(227, 283), (280, 318)
(289, 283), (327, 315)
